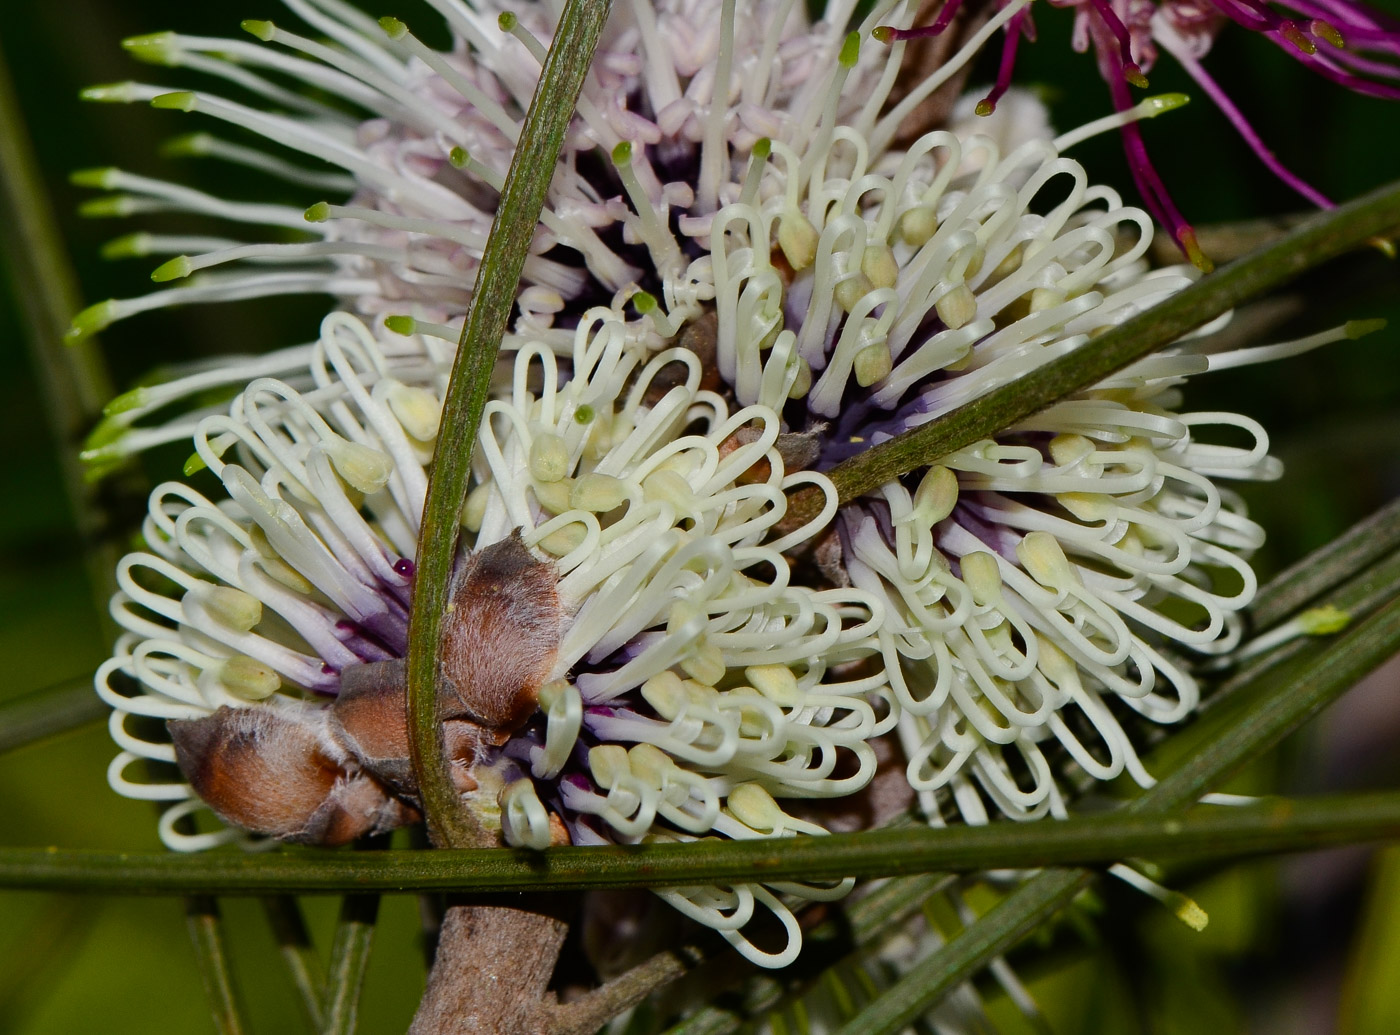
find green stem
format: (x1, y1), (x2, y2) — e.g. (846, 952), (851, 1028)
(1248, 495), (1400, 632)
(5, 788), (1400, 894)
(320, 895), (380, 1035)
(833, 592), (1400, 1035)
(185, 896), (250, 1035)
(405, 0), (614, 850)
(0, 676), (107, 754)
(260, 896), (326, 1032)
(815, 178), (1400, 507)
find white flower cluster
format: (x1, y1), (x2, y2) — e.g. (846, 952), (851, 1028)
(86, 0), (1346, 967)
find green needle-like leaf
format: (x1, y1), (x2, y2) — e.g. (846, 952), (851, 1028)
(4, 788), (1400, 894)
(321, 895), (379, 1035)
(0, 676), (107, 754)
(185, 896), (249, 1035)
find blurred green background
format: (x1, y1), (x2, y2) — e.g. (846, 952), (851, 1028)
(2, 1), (1399, 1032)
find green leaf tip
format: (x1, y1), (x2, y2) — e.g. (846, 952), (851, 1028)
(752, 138), (771, 160)
(379, 16), (409, 39)
(160, 132), (214, 158)
(151, 256), (194, 282)
(80, 82), (144, 104)
(498, 11), (518, 31)
(70, 167), (119, 189)
(839, 31), (860, 68)
(611, 140), (632, 166)
(448, 147), (469, 168)
(1299, 604), (1352, 635)
(79, 196), (136, 219)
(83, 413), (128, 451)
(101, 233), (153, 260)
(183, 452), (209, 477)
(574, 404), (596, 425)
(304, 201), (332, 223)
(122, 31), (180, 65)
(241, 19), (276, 41)
(66, 300), (118, 344)
(1143, 92), (1190, 116)
(150, 91), (197, 112)
(384, 315), (416, 335)
(631, 290), (657, 314)
(102, 387), (150, 417)
(1346, 317), (1387, 339)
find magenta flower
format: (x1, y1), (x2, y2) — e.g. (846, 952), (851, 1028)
(880, 0), (1400, 269)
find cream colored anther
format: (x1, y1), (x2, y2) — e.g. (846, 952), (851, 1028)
(463, 482), (490, 532)
(325, 439), (392, 494)
(897, 205), (937, 247)
(853, 343), (892, 387)
(834, 271), (874, 313)
(1048, 433), (1095, 467)
(539, 523), (588, 557)
(1017, 531), (1081, 591)
(641, 670), (688, 721)
(529, 431), (570, 482)
(861, 244), (899, 289)
(642, 469), (697, 514)
(533, 477), (573, 515)
(778, 210), (819, 270)
(1058, 492), (1117, 523)
(197, 586), (262, 632)
(1033, 634), (1079, 687)
(912, 465), (958, 526)
(959, 551), (1004, 607)
(219, 655), (280, 701)
(745, 664), (801, 706)
(789, 358), (813, 399)
(385, 382), (441, 441)
(588, 744), (630, 790)
(727, 782), (783, 833)
(935, 283), (977, 329)
(681, 642), (726, 687)
(1030, 286), (1067, 313)
(627, 742), (675, 787)
(570, 472), (629, 513)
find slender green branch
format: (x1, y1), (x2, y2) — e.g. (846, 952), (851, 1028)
(260, 897), (325, 1032)
(185, 896), (249, 1035)
(833, 592), (1400, 1035)
(5, 788), (1400, 895)
(0, 676), (107, 754)
(406, 0), (614, 850)
(321, 895), (380, 1035)
(813, 178), (1400, 507)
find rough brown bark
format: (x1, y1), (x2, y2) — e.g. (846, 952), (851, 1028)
(408, 899), (569, 1035)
